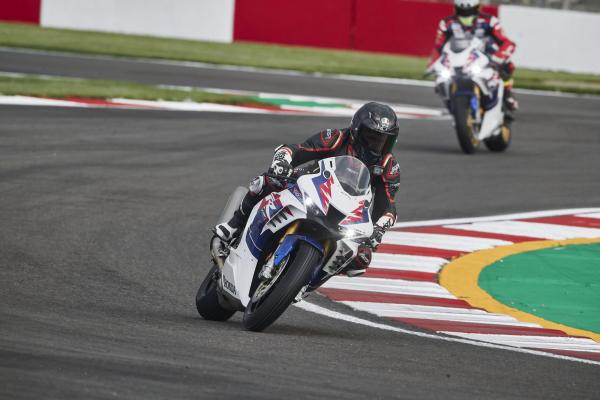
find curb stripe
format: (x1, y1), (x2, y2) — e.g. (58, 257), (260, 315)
(364, 268), (437, 282)
(396, 226), (544, 243)
(324, 276), (455, 298)
(383, 231), (511, 252)
(316, 209), (600, 363)
(340, 301), (535, 325)
(295, 301), (600, 366)
(370, 253), (446, 273)
(376, 244), (464, 259)
(542, 349), (600, 362)
(447, 221), (600, 240)
(521, 215), (600, 229)
(389, 318), (568, 336)
(319, 288), (472, 308)
(444, 332), (600, 352)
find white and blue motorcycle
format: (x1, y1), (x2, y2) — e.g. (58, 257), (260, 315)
(196, 156), (374, 331)
(431, 36), (512, 154)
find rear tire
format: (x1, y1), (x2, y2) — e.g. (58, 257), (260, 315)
(243, 241), (321, 332)
(484, 123), (512, 152)
(453, 96), (480, 154)
(196, 265), (236, 321)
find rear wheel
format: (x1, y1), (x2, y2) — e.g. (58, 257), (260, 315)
(454, 96), (480, 154)
(195, 265), (236, 321)
(484, 123), (512, 152)
(243, 241), (321, 332)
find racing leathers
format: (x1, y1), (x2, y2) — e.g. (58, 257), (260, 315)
(216, 127), (401, 277)
(431, 12), (518, 111)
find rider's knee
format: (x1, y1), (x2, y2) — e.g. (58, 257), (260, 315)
(248, 175), (266, 196)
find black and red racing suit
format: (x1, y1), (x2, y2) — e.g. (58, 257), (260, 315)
(242, 127), (400, 231)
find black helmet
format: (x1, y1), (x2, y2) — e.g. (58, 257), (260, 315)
(350, 102), (399, 164)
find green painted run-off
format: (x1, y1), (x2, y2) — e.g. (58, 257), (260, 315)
(479, 244), (600, 334)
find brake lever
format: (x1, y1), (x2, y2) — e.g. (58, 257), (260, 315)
(264, 172), (298, 182)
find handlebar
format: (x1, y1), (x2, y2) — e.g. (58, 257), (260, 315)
(264, 166), (314, 183)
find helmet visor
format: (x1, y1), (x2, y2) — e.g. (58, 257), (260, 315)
(455, 5), (479, 17)
(360, 127), (388, 154)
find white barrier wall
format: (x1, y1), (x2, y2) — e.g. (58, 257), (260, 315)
(500, 5), (600, 74)
(40, 0), (235, 43)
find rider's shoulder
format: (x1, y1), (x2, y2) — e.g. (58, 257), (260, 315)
(439, 15), (455, 30)
(477, 12), (498, 25)
(314, 128), (346, 148)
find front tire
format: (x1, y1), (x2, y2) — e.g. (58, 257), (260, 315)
(196, 265), (236, 321)
(453, 96), (480, 154)
(243, 241), (321, 332)
(484, 123), (512, 152)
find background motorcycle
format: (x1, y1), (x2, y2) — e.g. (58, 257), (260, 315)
(430, 36), (512, 154)
(196, 156), (374, 332)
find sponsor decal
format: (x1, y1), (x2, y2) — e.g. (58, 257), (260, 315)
(340, 200), (370, 225)
(320, 129), (336, 146)
(312, 173), (335, 212)
(245, 192), (283, 258)
(380, 117), (391, 130)
(222, 275), (237, 295)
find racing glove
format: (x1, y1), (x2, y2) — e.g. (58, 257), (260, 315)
(490, 52), (510, 66)
(368, 213), (395, 250)
(269, 160), (293, 178)
(368, 225), (385, 250)
(269, 145), (294, 178)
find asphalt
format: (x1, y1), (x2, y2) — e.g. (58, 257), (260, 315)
(1, 49), (600, 399)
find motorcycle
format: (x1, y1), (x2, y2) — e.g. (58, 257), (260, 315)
(430, 36), (512, 154)
(195, 156), (374, 331)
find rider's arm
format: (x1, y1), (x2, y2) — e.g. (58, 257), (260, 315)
(430, 18), (451, 66)
(489, 16), (516, 61)
(372, 154), (401, 230)
(271, 129), (346, 168)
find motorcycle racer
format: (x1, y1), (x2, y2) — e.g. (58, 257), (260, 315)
(214, 102), (401, 277)
(431, 0), (519, 112)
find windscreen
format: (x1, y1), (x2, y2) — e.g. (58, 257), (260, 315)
(334, 156), (370, 196)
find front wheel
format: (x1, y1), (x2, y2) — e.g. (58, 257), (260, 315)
(196, 265), (236, 321)
(243, 241), (321, 332)
(453, 96), (480, 154)
(484, 123), (512, 152)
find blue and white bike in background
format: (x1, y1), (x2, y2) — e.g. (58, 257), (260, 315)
(196, 156), (374, 331)
(431, 36), (512, 154)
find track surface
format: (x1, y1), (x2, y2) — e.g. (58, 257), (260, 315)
(1, 49), (600, 399)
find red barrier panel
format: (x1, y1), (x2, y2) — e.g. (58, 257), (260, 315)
(234, 0), (498, 57)
(0, 0), (41, 24)
(354, 0), (497, 57)
(233, 0), (353, 49)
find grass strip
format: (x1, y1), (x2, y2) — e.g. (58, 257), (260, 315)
(0, 74), (256, 104)
(1, 22), (599, 95)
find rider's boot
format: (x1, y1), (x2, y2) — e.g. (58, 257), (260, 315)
(214, 209), (246, 243)
(503, 80), (519, 117)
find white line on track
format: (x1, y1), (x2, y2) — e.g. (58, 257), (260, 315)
(294, 301), (600, 366)
(444, 333), (600, 352)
